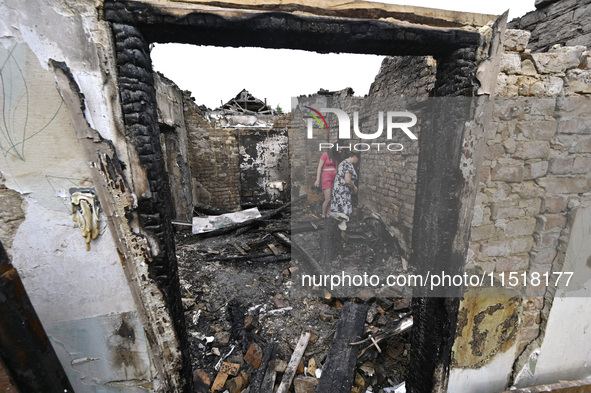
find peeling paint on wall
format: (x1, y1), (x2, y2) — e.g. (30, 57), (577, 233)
(447, 291), (522, 393)
(461, 134), (477, 182)
(239, 129), (290, 205)
(452, 293), (521, 369)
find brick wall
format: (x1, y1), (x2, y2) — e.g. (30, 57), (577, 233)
(365, 57), (436, 251)
(184, 98), (242, 211)
(469, 29), (591, 352)
(184, 98), (289, 211)
(509, 0), (591, 51)
(293, 57), (436, 253)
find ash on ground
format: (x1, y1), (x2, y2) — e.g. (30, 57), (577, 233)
(175, 198), (412, 393)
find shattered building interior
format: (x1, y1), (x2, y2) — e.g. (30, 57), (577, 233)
(1, 0), (591, 392)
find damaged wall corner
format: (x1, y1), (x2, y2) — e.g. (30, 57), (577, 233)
(0, 9), (176, 389)
(452, 1), (591, 390)
(51, 60), (187, 392)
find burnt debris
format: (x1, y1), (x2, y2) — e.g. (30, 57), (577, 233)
(175, 197), (412, 392)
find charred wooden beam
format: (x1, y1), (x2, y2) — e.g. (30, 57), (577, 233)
(272, 232), (291, 249)
(315, 302), (369, 393)
(103, 1), (483, 57)
(277, 331), (311, 393)
(193, 204), (232, 216)
(210, 253), (290, 263)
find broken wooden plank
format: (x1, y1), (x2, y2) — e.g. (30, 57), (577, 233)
(315, 302), (369, 393)
(276, 331), (311, 393)
(246, 234), (272, 250)
(260, 360), (278, 393)
(212, 253), (272, 262)
(263, 221), (323, 234)
(232, 242), (247, 255)
(272, 232), (291, 249)
(211, 254), (291, 263)
(268, 244), (281, 256)
(501, 378), (591, 393)
(239, 241), (251, 251)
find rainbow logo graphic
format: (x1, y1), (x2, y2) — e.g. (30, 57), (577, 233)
(303, 106), (329, 130)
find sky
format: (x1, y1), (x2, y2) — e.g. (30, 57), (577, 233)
(151, 1), (536, 112)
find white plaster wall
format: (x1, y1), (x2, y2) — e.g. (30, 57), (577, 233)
(0, 2), (155, 391)
(449, 206), (591, 392)
(0, 39), (137, 321)
(513, 297), (591, 387)
(514, 205), (591, 388)
(448, 341), (519, 393)
(0, 0), (122, 143)
(12, 199), (136, 323)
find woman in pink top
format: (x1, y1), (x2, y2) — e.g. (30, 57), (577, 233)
(314, 143), (340, 218)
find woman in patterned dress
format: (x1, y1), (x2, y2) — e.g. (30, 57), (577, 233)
(330, 151), (359, 216)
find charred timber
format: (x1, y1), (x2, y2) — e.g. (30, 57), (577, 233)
(315, 302), (369, 393)
(212, 254), (291, 263)
(250, 341), (275, 393)
(103, 1), (481, 57)
(111, 22), (192, 392)
(228, 299), (249, 352)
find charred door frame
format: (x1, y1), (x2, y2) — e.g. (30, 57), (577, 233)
(103, 2), (504, 392)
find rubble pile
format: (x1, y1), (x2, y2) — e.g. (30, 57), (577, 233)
(175, 197), (412, 393)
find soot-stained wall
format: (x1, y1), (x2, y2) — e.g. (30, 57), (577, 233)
(509, 0), (591, 52)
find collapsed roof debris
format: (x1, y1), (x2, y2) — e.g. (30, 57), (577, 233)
(205, 89), (279, 129)
(221, 89), (276, 115)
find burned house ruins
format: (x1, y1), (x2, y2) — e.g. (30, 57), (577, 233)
(1, 0), (591, 392)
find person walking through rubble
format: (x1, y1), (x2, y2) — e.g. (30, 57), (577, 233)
(314, 142), (341, 218)
(322, 150), (359, 263)
(330, 150), (359, 216)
